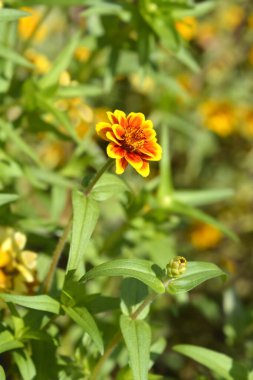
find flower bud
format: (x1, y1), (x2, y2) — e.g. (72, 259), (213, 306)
(166, 256), (187, 278)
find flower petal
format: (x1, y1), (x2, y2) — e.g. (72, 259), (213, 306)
(112, 124), (125, 140)
(140, 142), (162, 161)
(127, 112), (145, 128)
(105, 131), (121, 145)
(125, 152), (143, 170)
(137, 161), (150, 177)
(107, 143), (125, 158)
(107, 110), (126, 124)
(115, 158), (128, 175)
(96, 122), (112, 141)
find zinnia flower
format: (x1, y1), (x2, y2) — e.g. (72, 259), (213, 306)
(96, 110), (162, 177)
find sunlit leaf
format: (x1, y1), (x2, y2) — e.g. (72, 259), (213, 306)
(0, 8), (28, 22)
(0, 193), (19, 207)
(91, 173), (130, 201)
(120, 315), (151, 380)
(0, 44), (33, 68)
(0, 330), (23, 354)
(167, 261), (226, 294)
(66, 191), (99, 278)
(82, 259), (165, 294)
(173, 345), (249, 380)
(62, 305), (104, 354)
(13, 350), (36, 380)
(0, 294), (60, 314)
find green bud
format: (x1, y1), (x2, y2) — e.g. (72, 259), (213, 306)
(166, 256), (187, 278)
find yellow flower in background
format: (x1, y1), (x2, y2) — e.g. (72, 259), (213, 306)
(96, 110), (162, 177)
(199, 100), (236, 137)
(74, 46), (91, 63)
(239, 107), (253, 138)
(195, 21), (217, 48)
(0, 228), (38, 293)
(38, 140), (68, 169)
(219, 4), (244, 30)
(129, 73), (155, 94)
(25, 49), (51, 74)
(56, 97), (94, 139)
(248, 47), (253, 66)
(190, 223), (222, 250)
(18, 7), (48, 42)
(176, 17), (197, 41)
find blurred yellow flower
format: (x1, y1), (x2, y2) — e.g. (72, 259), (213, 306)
(199, 100), (236, 137)
(190, 223), (222, 250)
(56, 97), (94, 139)
(0, 228), (38, 293)
(25, 49), (51, 74)
(219, 5), (244, 30)
(59, 71), (72, 87)
(176, 17), (197, 41)
(248, 47), (253, 66)
(18, 7), (48, 42)
(74, 46), (91, 63)
(96, 110), (162, 177)
(129, 73), (155, 94)
(38, 140), (68, 169)
(195, 21), (217, 48)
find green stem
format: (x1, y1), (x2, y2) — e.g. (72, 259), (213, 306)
(85, 159), (114, 196)
(43, 159), (114, 293)
(21, 7), (51, 52)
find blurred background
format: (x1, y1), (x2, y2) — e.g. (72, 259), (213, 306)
(0, 0), (253, 378)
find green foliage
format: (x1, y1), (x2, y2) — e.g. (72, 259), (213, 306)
(0, 0), (250, 378)
(173, 345), (250, 380)
(120, 315), (152, 380)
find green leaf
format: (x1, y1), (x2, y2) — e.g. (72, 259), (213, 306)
(67, 191), (99, 277)
(56, 84), (103, 98)
(0, 193), (19, 207)
(172, 1), (216, 18)
(0, 43), (33, 68)
(173, 45), (200, 73)
(39, 32), (80, 89)
(121, 278), (148, 318)
(174, 188), (234, 207)
(62, 305), (103, 354)
(0, 365), (5, 380)
(167, 261), (226, 294)
(169, 200), (238, 241)
(0, 8), (28, 22)
(120, 315), (151, 380)
(0, 294), (60, 314)
(0, 120), (42, 167)
(173, 344), (249, 380)
(91, 173), (130, 201)
(0, 330), (23, 354)
(82, 259), (165, 294)
(13, 350), (36, 380)
(36, 95), (80, 143)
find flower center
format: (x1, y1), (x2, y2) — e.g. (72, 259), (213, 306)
(123, 127), (146, 152)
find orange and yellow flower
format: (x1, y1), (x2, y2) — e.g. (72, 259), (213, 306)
(190, 223), (222, 250)
(96, 110), (162, 177)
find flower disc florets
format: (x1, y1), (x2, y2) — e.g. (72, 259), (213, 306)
(96, 110), (162, 177)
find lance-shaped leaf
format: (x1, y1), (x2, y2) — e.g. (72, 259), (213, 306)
(0, 44), (33, 68)
(169, 200), (238, 241)
(66, 191), (99, 278)
(173, 345), (249, 380)
(0, 365), (5, 380)
(82, 259), (165, 294)
(0, 8), (28, 22)
(62, 305), (103, 354)
(0, 193), (19, 207)
(13, 350), (36, 380)
(0, 120), (42, 167)
(0, 330), (23, 354)
(120, 315), (151, 380)
(167, 261), (226, 294)
(0, 294), (60, 314)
